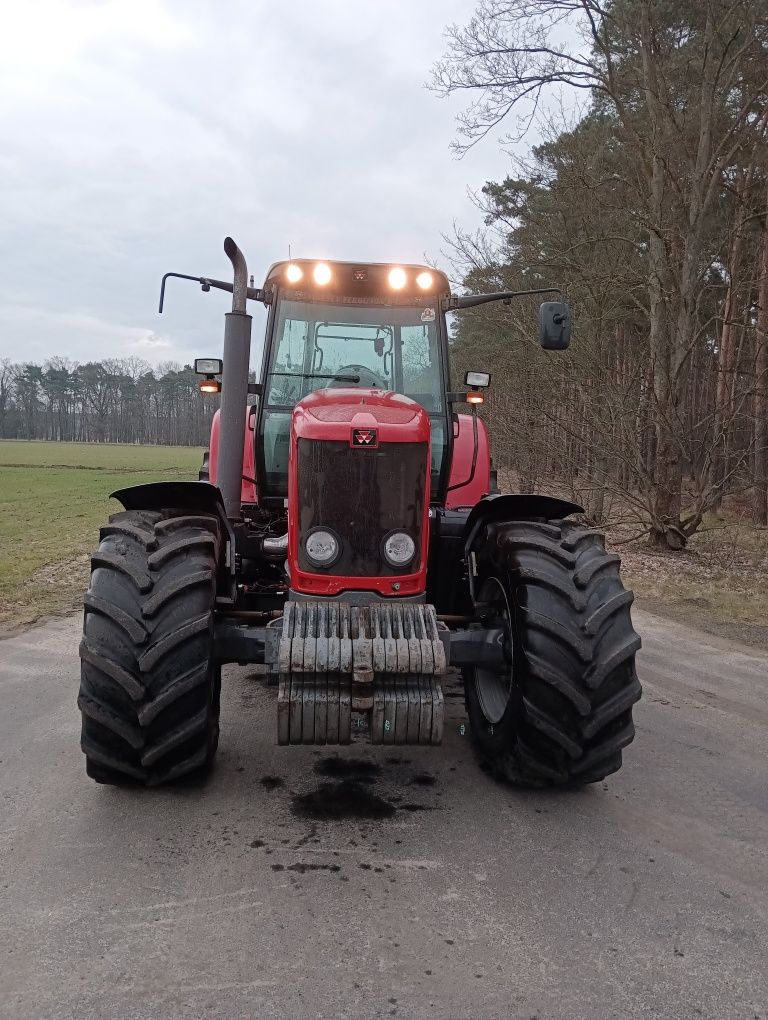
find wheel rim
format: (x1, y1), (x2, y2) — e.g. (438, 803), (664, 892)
(474, 576), (513, 726)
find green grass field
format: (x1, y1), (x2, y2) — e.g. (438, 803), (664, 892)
(0, 440), (203, 632)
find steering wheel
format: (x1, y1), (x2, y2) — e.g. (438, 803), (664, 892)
(325, 364), (388, 389)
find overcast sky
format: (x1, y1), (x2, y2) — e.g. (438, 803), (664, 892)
(0, 0), (519, 372)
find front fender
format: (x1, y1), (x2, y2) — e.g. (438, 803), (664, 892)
(464, 493), (583, 550)
(111, 481), (226, 516)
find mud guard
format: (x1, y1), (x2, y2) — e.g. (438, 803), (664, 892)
(464, 493), (584, 553)
(462, 494), (584, 606)
(111, 482), (235, 594)
(111, 480), (225, 516)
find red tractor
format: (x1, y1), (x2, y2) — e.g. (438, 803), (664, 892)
(78, 238), (641, 788)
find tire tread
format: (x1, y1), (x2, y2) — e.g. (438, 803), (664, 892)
(78, 509), (221, 786)
(466, 519), (641, 787)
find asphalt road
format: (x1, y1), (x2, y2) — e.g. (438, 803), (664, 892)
(1, 608), (767, 1020)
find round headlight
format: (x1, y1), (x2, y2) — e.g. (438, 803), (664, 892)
(383, 531), (416, 568)
(304, 528), (340, 568)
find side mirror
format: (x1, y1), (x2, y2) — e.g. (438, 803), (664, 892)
(539, 302), (571, 350)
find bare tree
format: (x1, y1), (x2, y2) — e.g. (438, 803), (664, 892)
(432, 0), (768, 545)
(754, 181), (768, 524)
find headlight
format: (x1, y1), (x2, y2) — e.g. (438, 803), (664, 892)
(313, 263), (332, 285)
(304, 528), (340, 568)
(383, 531), (415, 568)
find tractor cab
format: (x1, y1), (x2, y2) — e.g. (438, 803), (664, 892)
(256, 260), (453, 504)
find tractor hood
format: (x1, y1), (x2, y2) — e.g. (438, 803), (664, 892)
(292, 388), (431, 445)
(288, 388), (432, 599)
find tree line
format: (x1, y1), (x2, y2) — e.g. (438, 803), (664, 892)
(435, 0), (768, 544)
(0, 358), (217, 446)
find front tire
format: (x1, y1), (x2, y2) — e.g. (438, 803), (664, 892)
(78, 509), (222, 786)
(464, 520), (641, 787)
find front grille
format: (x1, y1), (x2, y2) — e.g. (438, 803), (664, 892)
(297, 439), (427, 576)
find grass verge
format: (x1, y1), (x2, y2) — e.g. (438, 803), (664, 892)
(0, 440), (202, 634)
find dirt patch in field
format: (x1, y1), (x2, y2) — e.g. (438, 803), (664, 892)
(30, 553), (91, 588)
(0, 553), (90, 638)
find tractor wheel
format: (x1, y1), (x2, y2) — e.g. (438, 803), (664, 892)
(78, 509), (222, 786)
(463, 519), (641, 787)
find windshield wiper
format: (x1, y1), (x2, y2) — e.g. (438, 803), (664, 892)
(270, 372), (360, 383)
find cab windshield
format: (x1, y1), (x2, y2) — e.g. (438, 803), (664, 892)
(267, 298), (444, 411)
(260, 297), (447, 497)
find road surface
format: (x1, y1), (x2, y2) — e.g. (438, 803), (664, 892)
(1, 609), (766, 1019)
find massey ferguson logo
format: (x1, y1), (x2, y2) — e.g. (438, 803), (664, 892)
(351, 428), (378, 448)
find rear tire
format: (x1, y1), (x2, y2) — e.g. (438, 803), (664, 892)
(78, 509), (222, 786)
(463, 519), (641, 787)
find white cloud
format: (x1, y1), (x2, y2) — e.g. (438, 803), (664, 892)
(0, 1), (515, 368)
(131, 333), (171, 350)
(0, 304), (194, 365)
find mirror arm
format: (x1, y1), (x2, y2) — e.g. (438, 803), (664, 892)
(159, 273), (267, 313)
(443, 287), (562, 311)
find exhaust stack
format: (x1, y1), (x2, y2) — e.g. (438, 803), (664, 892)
(217, 237), (252, 520)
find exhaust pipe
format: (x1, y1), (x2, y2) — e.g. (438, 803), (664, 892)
(217, 237), (252, 521)
(261, 533), (288, 557)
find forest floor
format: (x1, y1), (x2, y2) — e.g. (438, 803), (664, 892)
(0, 440), (202, 634)
(616, 516), (768, 652)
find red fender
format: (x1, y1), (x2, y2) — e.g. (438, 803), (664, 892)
(446, 413), (491, 509)
(207, 407), (258, 504)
